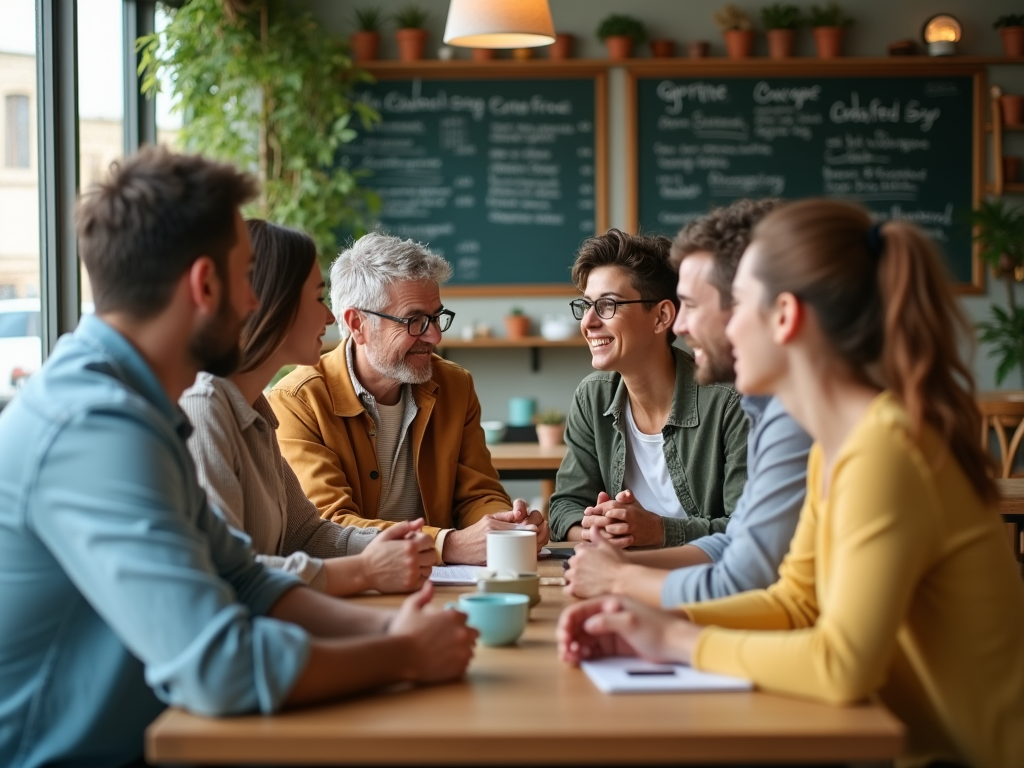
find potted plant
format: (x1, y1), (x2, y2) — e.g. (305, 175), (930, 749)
(649, 38), (676, 58)
(714, 5), (755, 60)
(393, 4), (429, 62)
(1002, 92), (1024, 126)
(596, 14), (647, 60)
(350, 6), (385, 62)
(995, 15), (1024, 58)
(534, 410), (567, 448)
(761, 3), (802, 59)
(504, 307), (531, 339)
(548, 32), (574, 60)
(968, 200), (1024, 386)
(809, 2), (853, 59)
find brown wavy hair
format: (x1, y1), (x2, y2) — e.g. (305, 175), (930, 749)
(239, 219), (319, 373)
(751, 199), (997, 504)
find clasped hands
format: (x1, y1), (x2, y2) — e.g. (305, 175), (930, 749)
(441, 498), (550, 565)
(578, 489), (665, 548)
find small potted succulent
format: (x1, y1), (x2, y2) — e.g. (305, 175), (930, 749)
(393, 5), (430, 62)
(714, 4), (755, 60)
(761, 3), (802, 59)
(649, 38), (676, 58)
(809, 2), (853, 59)
(350, 6), (385, 62)
(534, 410), (567, 448)
(995, 15), (1024, 58)
(504, 307), (531, 339)
(596, 14), (648, 60)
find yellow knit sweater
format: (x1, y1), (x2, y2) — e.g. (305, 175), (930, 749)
(684, 392), (1024, 768)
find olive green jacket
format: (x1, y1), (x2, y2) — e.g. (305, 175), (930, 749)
(549, 348), (749, 547)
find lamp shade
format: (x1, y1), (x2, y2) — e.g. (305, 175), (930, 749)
(443, 0), (556, 49)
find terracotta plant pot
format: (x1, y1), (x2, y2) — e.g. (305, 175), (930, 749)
(395, 28), (428, 62)
(649, 38), (675, 58)
(1001, 94), (1024, 126)
(688, 40), (710, 58)
(349, 31), (380, 62)
(504, 314), (531, 339)
(535, 423), (565, 448)
(1000, 26), (1024, 58)
(1004, 156), (1022, 183)
(766, 28), (796, 59)
(549, 33), (574, 60)
(723, 29), (755, 59)
(512, 48), (533, 60)
(472, 47), (496, 61)
(604, 35), (633, 60)
(813, 26), (845, 59)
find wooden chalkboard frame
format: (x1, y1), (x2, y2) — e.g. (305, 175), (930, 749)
(361, 62), (608, 297)
(624, 59), (986, 293)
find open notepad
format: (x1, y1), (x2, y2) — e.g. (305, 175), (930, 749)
(430, 565), (488, 586)
(581, 657), (752, 694)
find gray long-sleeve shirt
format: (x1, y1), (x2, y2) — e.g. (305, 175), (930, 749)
(660, 396), (811, 607)
(181, 373), (378, 591)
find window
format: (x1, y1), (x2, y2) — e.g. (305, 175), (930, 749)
(4, 95), (29, 168)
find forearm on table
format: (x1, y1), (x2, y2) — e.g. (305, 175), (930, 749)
(322, 556), (371, 596)
(615, 563), (670, 607)
(285, 634), (415, 707)
(269, 585), (393, 638)
(627, 545), (713, 570)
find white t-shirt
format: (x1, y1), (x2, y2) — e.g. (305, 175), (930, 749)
(622, 399), (688, 519)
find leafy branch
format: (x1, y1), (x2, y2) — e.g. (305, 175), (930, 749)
(138, 0), (380, 266)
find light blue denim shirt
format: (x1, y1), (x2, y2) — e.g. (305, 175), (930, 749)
(0, 315), (310, 768)
(660, 396), (811, 607)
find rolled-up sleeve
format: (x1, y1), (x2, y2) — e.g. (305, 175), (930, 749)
(660, 403), (810, 606)
(32, 409), (310, 716)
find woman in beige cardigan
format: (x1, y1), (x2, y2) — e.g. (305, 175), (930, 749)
(181, 220), (434, 596)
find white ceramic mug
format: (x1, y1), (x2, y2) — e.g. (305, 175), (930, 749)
(486, 530), (537, 576)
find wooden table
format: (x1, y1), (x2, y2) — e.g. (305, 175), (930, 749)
(146, 556), (904, 766)
(487, 442), (567, 515)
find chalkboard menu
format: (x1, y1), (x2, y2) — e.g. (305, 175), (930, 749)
(630, 67), (983, 287)
(344, 73), (606, 294)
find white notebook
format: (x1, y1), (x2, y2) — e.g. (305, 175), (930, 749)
(430, 565), (488, 586)
(581, 657), (752, 694)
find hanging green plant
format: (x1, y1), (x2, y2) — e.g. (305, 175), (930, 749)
(137, 0), (380, 267)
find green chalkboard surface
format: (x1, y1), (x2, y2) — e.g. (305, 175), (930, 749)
(630, 66), (983, 288)
(345, 72), (606, 294)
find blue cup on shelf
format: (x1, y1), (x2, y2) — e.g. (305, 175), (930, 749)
(508, 397), (536, 427)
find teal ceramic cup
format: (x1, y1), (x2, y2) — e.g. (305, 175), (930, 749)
(507, 397), (536, 427)
(448, 593), (529, 646)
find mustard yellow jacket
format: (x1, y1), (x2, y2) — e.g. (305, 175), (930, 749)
(268, 339), (512, 541)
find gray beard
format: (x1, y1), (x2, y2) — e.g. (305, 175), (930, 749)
(364, 342), (433, 385)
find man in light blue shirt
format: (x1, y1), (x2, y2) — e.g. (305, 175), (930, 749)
(0, 147), (476, 768)
(564, 199), (811, 607)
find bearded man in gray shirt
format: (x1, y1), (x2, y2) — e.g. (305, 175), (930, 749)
(564, 199), (812, 607)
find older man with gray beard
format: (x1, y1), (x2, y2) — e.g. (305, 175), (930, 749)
(270, 233), (548, 565)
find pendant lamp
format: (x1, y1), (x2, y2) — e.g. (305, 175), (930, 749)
(443, 0), (556, 49)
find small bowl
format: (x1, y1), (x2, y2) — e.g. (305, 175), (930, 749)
(481, 420), (506, 445)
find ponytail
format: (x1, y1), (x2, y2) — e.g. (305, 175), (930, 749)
(752, 200), (997, 504)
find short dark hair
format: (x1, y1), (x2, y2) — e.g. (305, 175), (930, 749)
(670, 199), (783, 309)
(239, 219), (319, 373)
(76, 146), (259, 319)
(571, 228), (678, 344)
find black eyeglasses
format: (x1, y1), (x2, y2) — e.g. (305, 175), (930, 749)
(569, 298), (657, 321)
(357, 307), (455, 336)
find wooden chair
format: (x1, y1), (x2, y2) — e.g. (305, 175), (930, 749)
(979, 393), (1024, 573)
(978, 391), (1024, 479)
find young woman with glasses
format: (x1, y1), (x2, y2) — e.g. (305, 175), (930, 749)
(180, 220), (435, 596)
(558, 201), (1024, 768)
(548, 228), (749, 551)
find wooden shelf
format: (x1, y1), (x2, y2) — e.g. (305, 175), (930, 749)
(438, 335), (588, 372)
(437, 335), (586, 350)
(987, 182), (1024, 193)
(987, 123), (1024, 132)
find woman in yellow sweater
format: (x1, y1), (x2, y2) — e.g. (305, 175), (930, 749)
(557, 199), (1024, 768)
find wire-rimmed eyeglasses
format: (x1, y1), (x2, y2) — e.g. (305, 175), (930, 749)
(357, 308), (455, 336)
(569, 297), (657, 321)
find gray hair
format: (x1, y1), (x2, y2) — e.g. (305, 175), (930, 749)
(330, 232), (453, 336)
